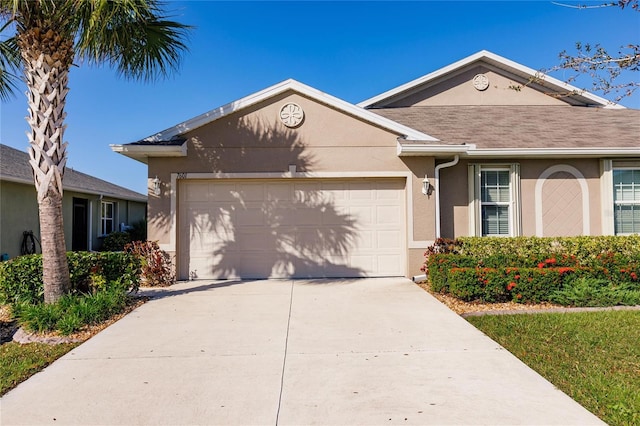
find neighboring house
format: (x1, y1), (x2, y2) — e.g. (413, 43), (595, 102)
(111, 50), (640, 281)
(1, 144), (147, 259)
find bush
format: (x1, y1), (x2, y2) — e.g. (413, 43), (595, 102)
(101, 231), (131, 252)
(424, 235), (640, 306)
(125, 241), (175, 287)
(0, 252), (140, 306)
(0, 255), (43, 305)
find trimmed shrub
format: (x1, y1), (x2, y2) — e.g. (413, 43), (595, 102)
(0, 252), (140, 306)
(0, 254), (43, 305)
(423, 235), (640, 306)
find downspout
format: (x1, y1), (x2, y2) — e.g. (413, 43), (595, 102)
(412, 155), (460, 284)
(434, 155), (460, 239)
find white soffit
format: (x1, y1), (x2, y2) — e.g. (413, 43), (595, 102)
(359, 50), (625, 109)
(142, 79), (439, 143)
(109, 143), (187, 164)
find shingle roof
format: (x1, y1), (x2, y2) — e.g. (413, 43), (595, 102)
(372, 106), (640, 149)
(0, 144), (147, 202)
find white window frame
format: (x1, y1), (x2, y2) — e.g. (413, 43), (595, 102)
(612, 166), (640, 235)
(468, 163), (521, 237)
(602, 160), (640, 235)
(100, 201), (116, 236)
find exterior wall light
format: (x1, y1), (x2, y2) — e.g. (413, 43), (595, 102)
(422, 174), (433, 196)
(152, 176), (161, 196)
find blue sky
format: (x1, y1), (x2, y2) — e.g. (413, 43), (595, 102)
(1, 1), (638, 195)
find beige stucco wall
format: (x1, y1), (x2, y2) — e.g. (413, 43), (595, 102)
(386, 65), (567, 107)
(439, 158), (604, 238)
(147, 90), (437, 277)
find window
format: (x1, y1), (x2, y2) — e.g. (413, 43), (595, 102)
(101, 201), (115, 235)
(613, 169), (640, 235)
(469, 164), (521, 237)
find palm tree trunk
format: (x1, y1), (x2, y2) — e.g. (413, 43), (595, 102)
(19, 26), (74, 303)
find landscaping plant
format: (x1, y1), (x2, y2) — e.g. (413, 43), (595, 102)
(423, 236), (640, 306)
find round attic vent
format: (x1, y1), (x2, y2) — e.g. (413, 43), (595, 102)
(473, 74), (490, 91)
(279, 103), (304, 128)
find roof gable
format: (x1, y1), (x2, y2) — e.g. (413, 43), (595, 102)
(0, 144), (147, 202)
(138, 79), (438, 143)
(358, 50), (625, 109)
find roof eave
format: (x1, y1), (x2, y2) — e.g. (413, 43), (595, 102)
(110, 143), (188, 164)
(397, 143), (640, 158)
(360, 50), (624, 109)
(138, 79), (438, 143)
(0, 175), (147, 202)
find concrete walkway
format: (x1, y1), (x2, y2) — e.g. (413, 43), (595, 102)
(1, 278), (604, 425)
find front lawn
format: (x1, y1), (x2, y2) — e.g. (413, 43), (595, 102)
(467, 310), (640, 426)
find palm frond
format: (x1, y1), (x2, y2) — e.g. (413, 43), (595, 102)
(0, 18), (21, 101)
(75, 0), (192, 81)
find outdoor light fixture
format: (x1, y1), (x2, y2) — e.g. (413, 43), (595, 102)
(422, 174), (433, 196)
(152, 176), (161, 196)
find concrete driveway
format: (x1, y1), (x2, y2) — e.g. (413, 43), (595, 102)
(1, 278), (603, 425)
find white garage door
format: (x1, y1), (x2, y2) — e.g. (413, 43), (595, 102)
(178, 179), (405, 279)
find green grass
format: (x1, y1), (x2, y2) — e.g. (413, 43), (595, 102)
(467, 310), (640, 426)
(0, 342), (79, 395)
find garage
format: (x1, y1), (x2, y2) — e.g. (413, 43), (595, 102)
(178, 178), (406, 279)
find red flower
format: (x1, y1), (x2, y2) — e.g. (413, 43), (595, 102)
(516, 294), (522, 299)
(631, 272), (638, 280)
(545, 258), (557, 265)
(506, 282), (517, 291)
(514, 275), (520, 280)
(537, 262), (545, 269)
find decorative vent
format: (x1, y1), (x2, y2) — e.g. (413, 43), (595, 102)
(473, 74), (489, 91)
(279, 103), (304, 128)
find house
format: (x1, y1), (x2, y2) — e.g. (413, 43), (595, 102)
(111, 50), (640, 281)
(0, 143), (147, 259)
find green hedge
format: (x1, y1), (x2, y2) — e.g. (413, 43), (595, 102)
(456, 235), (640, 267)
(0, 252), (141, 306)
(425, 236), (640, 304)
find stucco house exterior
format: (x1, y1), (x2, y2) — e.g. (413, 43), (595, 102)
(111, 51), (640, 281)
(1, 144), (147, 259)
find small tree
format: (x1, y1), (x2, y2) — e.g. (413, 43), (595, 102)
(550, 0), (639, 102)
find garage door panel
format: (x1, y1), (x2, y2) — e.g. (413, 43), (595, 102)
(349, 206), (373, 225)
(352, 230), (374, 250)
(378, 255), (403, 275)
(236, 207), (268, 226)
(209, 183), (237, 201)
(236, 183), (265, 201)
(377, 230), (402, 249)
(377, 205), (402, 225)
(265, 183), (292, 201)
(180, 179), (405, 279)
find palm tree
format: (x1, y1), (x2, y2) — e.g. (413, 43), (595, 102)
(0, 1), (190, 303)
